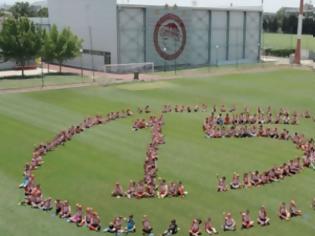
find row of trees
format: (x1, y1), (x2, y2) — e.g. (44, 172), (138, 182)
(263, 11), (315, 36)
(1, 2), (48, 18)
(0, 17), (82, 77)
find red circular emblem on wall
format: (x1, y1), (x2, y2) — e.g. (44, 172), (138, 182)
(154, 13), (187, 61)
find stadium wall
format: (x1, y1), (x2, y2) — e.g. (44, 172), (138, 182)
(118, 5), (262, 68)
(47, 0), (262, 71)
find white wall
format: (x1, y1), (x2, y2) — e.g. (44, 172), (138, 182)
(0, 60), (16, 71)
(48, 0), (118, 70)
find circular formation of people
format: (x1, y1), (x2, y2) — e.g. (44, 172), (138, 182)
(18, 103), (315, 235)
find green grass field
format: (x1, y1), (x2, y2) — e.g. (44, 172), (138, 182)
(263, 33), (315, 51)
(1, 68), (315, 236)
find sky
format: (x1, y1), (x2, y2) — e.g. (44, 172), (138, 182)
(0, 0), (313, 13)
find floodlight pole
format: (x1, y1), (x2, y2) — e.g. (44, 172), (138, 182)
(41, 59), (44, 88)
(79, 48), (84, 78)
(88, 26), (96, 82)
(174, 39), (177, 75)
(163, 47), (167, 72)
(257, 43), (261, 63)
(216, 45), (220, 67)
(294, 0), (304, 65)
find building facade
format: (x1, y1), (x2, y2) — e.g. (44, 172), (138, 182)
(48, 0), (262, 71)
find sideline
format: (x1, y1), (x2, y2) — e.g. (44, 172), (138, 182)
(0, 64), (313, 95)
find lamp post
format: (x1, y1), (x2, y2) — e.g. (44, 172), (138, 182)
(215, 45), (220, 67)
(41, 58), (44, 88)
(163, 47), (167, 72)
(257, 43), (261, 63)
(174, 39), (177, 75)
(79, 48), (84, 78)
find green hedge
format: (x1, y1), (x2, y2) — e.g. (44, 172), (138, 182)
(264, 48), (295, 57)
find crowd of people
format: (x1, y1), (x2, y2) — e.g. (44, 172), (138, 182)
(188, 200), (306, 235)
(20, 195), (313, 235)
(201, 109), (315, 192)
(18, 110), (134, 232)
(18, 103), (315, 235)
(115, 115), (187, 199)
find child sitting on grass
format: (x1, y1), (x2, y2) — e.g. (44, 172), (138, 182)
(189, 219), (202, 236)
(204, 217), (218, 235)
(125, 215), (136, 233)
(230, 173), (241, 190)
(112, 182), (125, 198)
(41, 197), (53, 211)
(78, 207), (92, 227)
(60, 200), (71, 219)
(222, 212), (236, 231)
(257, 206), (270, 226)
(217, 176), (228, 192)
(158, 179), (169, 199)
(289, 200), (303, 217)
(142, 215), (153, 236)
(68, 204), (83, 224)
(162, 219), (178, 236)
(241, 210), (254, 229)
(278, 202), (290, 221)
(88, 211), (101, 231)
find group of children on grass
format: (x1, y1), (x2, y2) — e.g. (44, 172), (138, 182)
(18, 109), (135, 232)
(18, 104), (315, 235)
(18, 194), (315, 235)
(200, 108), (315, 192)
(188, 199), (312, 236)
(217, 151), (315, 192)
(117, 115), (187, 199)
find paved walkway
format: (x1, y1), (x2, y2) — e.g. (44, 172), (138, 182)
(0, 68), (51, 77)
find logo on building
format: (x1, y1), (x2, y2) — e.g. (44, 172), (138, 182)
(154, 13), (187, 61)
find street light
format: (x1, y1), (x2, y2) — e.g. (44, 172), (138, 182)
(174, 39), (177, 75)
(215, 45), (220, 67)
(257, 42), (261, 63)
(79, 48), (84, 78)
(41, 57), (44, 88)
(163, 47), (167, 72)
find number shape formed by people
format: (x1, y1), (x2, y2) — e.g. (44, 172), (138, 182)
(19, 104), (315, 228)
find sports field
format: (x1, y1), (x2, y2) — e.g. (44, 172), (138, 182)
(263, 33), (315, 51)
(1, 68), (315, 236)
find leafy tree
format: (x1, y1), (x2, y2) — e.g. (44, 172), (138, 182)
(9, 2), (36, 18)
(0, 17), (43, 77)
(47, 25), (82, 73)
(269, 17), (279, 33)
(282, 15), (298, 34)
(41, 29), (55, 72)
(37, 7), (48, 17)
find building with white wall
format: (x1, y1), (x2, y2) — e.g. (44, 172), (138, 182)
(48, 0), (263, 71)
